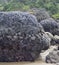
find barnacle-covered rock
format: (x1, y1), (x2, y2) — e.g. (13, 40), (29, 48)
(0, 11), (50, 62)
(40, 18), (59, 35)
(29, 8), (50, 22)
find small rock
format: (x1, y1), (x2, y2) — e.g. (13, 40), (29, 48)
(40, 46), (58, 62)
(46, 49), (59, 63)
(45, 32), (53, 39)
(51, 35), (59, 45)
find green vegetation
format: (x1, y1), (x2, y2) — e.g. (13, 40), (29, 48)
(0, 0), (59, 19)
(0, 4), (4, 11)
(52, 13), (59, 19)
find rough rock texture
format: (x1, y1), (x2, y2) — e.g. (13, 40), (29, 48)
(40, 33), (51, 50)
(45, 32), (53, 39)
(54, 35), (59, 44)
(54, 22), (59, 35)
(56, 19), (59, 23)
(46, 49), (59, 63)
(40, 46), (58, 62)
(57, 23), (59, 28)
(45, 32), (54, 46)
(40, 18), (59, 35)
(0, 11), (50, 62)
(29, 8), (50, 22)
(51, 35), (59, 45)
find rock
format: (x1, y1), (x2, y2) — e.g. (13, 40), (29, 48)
(54, 29), (59, 36)
(56, 63), (59, 65)
(54, 35), (59, 40)
(45, 32), (53, 39)
(41, 33), (51, 50)
(40, 46), (58, 62)
(29, 8), (50, 22)
(52, 35), (59, 45)
(46, 49), (59, 63)
(0, 11), (50, 62)
(40, 18), (59, 35)
(45, 32), (54, 46)
(57, 23), (59, 28)
(51, 35), (59, 45)
(56, 19), (59, 23)
(54, 23), (59, 36)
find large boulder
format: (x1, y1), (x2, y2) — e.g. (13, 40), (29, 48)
(29, 8), (50, 22)
(40, 18), (59, 35)
(0, 11), (50, 62)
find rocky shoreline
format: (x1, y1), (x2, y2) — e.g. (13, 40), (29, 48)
(0, 9), (59, 64)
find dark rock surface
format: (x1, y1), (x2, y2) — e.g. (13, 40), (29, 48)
(0, 11), (50, 62)
(29, 8), (50, 22)
(57, 23), (59, 28)
(56, 19), (59, 23)
(46, 49), (59, 63)
(54, 23), (59, 35)
(40, 18), (59, 35)
(40, 33), (51, 50)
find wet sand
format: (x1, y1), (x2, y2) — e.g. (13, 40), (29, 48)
(0, 60), (55, 65)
